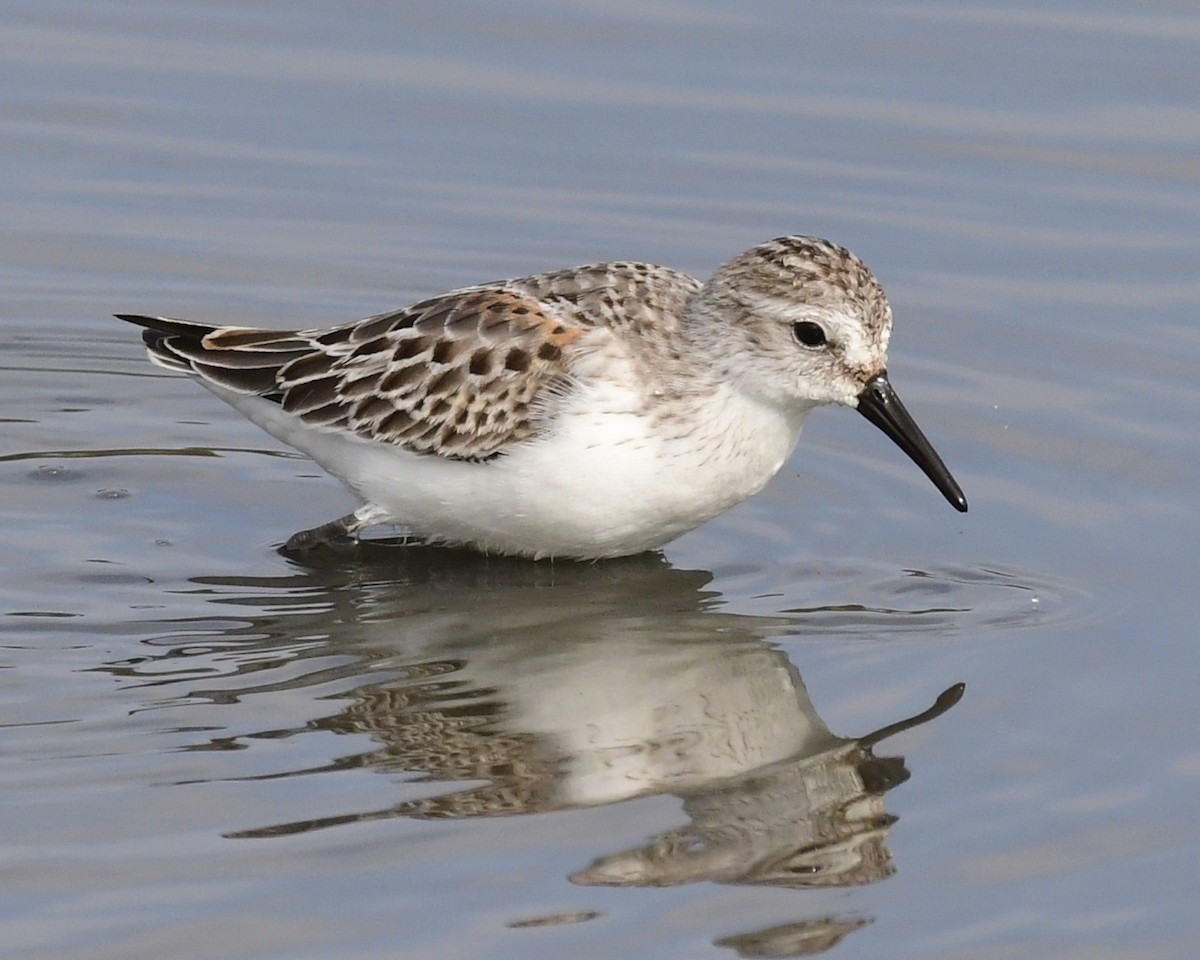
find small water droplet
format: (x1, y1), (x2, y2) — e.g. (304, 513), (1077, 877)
(33, 464), (78, 481)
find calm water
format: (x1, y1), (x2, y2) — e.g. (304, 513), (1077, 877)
(3, 2), (1199, 958)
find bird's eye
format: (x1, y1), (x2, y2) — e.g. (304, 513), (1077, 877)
(791, 321), (827, 348)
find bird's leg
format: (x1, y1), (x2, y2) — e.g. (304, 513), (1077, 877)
(284, 513), (360, 552)
(284, 504), (388, 553)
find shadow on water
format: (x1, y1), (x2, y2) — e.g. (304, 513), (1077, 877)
(99, 542), (966, 956)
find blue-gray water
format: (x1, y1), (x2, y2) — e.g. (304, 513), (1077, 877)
(3, 2), (1199, 958)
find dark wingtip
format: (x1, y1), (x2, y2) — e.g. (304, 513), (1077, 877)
(115, 314), (220, 348)
(115, 313), (195, 334)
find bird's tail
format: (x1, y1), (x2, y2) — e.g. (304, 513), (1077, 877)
(115, 314), (314, 396)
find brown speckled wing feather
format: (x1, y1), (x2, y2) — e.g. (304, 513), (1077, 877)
(121, 287), (585, 461)
(281, 289), (584, 459)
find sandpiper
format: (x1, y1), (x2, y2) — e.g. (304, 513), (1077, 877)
(119, 235), (966, 559)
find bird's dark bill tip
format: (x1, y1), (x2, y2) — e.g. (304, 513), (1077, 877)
(856, 371), (967, 512)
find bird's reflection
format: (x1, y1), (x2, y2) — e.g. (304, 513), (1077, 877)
(115, 541), (963, 957)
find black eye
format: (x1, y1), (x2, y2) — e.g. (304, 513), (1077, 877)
(792, 321), (827, 348)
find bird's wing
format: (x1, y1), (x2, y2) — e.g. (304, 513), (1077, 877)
(118, 286), (586, 461)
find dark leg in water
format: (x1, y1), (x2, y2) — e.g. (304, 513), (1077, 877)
(284, 512), (363, 552)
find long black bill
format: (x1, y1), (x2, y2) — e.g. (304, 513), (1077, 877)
(856, 371), (967, 512)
